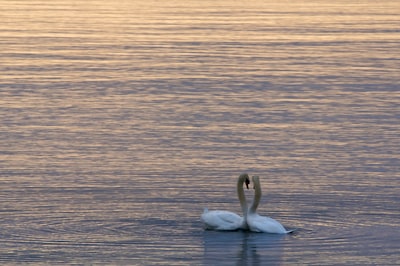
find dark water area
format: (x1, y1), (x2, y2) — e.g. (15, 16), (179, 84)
(1, 0), (399, 265)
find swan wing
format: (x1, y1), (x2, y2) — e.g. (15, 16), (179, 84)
(201, 210), (243, 231)
(248, 214), (288, 234)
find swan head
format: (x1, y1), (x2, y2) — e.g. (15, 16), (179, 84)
(239, 173), (250, 189)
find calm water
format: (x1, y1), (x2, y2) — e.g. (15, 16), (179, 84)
(1, 0), (399, 265)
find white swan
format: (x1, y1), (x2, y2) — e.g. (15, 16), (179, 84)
(201, 173), (250, 231)
(247, 176), (292, 234)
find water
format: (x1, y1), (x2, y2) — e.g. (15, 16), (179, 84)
(1, 0), (399, 265)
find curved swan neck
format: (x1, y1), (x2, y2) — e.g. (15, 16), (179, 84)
(249, 176), (261, 214)
(237, 174), (249, 218)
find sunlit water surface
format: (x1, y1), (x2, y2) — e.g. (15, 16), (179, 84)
(1, 0), (399, 265)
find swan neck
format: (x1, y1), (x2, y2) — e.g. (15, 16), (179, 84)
(249, 179), (261, 214)
(237, 176), (248, 218)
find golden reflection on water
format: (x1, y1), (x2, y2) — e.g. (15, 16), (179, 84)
(1, 0), (399, 265)
(2, 0), (399, 84)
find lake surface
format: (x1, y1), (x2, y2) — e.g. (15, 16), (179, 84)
(1, 0), (399, 265)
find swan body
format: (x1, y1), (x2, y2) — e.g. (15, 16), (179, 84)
(201, 173), (250, 231)
(247, 213), (289, 233)
(247, 176), (291, 234)
(201, 208), (244, 231)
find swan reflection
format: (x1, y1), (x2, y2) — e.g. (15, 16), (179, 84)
(202, 230), (286, 265)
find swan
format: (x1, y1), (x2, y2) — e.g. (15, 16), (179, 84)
(201, 173), (250, 231)
(247, 176), (292, 234)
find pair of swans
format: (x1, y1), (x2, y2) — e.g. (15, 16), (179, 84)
(201, 173), (292, 234)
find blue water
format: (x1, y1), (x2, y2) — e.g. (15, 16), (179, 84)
(1, 0), (399, 265)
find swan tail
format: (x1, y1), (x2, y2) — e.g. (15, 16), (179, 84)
(203, 208), (209, 214)
(286, 228), (298, 234)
